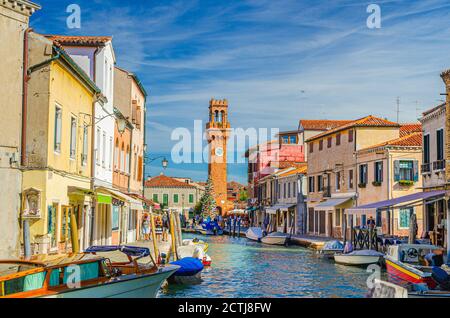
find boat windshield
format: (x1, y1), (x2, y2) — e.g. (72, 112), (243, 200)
(48, 261), (102, 287)
(0, 270), (45, 296)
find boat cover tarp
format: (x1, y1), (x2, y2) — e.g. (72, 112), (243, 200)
(85, 245), (150, 257)
(170, 257), (204, 277)
(323, 240), (344, 251)
(247, 227), (263, 239)
(346, 190), (445, 213)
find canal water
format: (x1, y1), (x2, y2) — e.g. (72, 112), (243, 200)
(159, 233), (377, 298)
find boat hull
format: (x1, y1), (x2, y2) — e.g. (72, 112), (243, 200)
(42, 267), (177, 298)
(334, 254), (381, 266)
(385, 258), (436, 289)
(246, 227), (263, 242)
(261, 236), (288, 246)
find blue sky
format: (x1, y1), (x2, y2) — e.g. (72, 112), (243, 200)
(31, 0), (450, 184)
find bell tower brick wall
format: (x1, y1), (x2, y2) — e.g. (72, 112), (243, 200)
(441, 70), (450, 185)
(206, 98), (231, 214)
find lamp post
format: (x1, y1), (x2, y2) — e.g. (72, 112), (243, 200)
(144, 156), (168, 179)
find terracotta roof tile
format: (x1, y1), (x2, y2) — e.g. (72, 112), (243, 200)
(306, 115), (400, 142)
(400, 123), (422, 137)
(144, 175), (196, 188)
(278, 161), (307, 169)
(359, 132), (422, 152)
(45, 35), (112, 46)
(299, 119), (353, 131)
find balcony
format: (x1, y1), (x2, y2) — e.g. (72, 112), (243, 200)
(433, 160), (446, 171)
(421, 163), (431, 174)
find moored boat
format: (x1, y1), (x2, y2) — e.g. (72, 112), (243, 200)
(384, 244), (444, 289)
(0, 247), (178, 298)
(318, 240), (344, 259)
(169, 257), (204, 284)
(246, 227), (263, 242)
(260, 232), (289, 246)
(334, 249), (383, 266)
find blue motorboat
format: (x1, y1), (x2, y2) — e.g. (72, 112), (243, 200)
(169, 257), (204, 284)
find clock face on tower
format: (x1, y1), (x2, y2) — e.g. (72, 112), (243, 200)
(215, 147), (224, 157)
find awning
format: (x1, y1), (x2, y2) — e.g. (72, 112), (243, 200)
(315, 197), (352, 209)
(265, 204), (296, 214)
(346, 190), (445, 214)
(97, 187), (144, 211)
(67, 186), (93, 197)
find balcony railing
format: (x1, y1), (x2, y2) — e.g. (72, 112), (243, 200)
(421, 163), (431, 174)
(433, 160), (445, 171)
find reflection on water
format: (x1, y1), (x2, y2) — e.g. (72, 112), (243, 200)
(159, 234), (374, 298)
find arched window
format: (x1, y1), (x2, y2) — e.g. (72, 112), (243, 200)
(126, 145), (130, 174)
(114, 138), (119, 170)
(214, 110), (219, 122)
(120, 143), (125, 172)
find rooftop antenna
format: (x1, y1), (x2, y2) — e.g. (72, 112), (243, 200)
(396, 97), (400, 123)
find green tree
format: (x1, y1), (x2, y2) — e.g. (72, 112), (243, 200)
(239, 188), (248, 202)
(200, 177), (216, 217)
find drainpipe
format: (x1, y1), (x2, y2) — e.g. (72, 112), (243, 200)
(22, 28), (31, 257)
(90, 95), (99, 246)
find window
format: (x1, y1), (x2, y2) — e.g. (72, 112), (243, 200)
(69, 117), (76, 159)
(108, 137), (113, 170)
(348, 130), (354, 142)
(327, 137), (332, 148)
(348, 170), (354, 189)
(189, 194), (194, 203)
(437, 129), (444, 161)
(397, 160), (414, 181)
(399, 208), (413, 229)
(283, 183), (286, 198)
(102, 132), (106, 167)
(317, 175), (323, 192)
(309, 142), (314, 153)
(114, 139), (119, 170)
(120, 143), (125, 172)
(128, 210), (136, 231)
(293, 182), (297, 197)
(319, 140), (323, 151)
(82, 125), (88, 166)
(289, 135), (297, 144)
(96, 127), (101, 163)
(174, 194), (179, 203)
(374, 161), (383, 183)
(335, 209), (341, 227)
(54, 105), (62, 153)
(112, 206), (119, 230)
(282, 136), (289, 144)
(163, 194), (169, 206)
(308, 176), (315, 193)
(152, 194), (158, 203)
(359, 164), (368, 185)
(288, 183), (291, 198)
(336, 133), (341, 146)
(336, 171), (341, 190)
(423, 134), (430, 164)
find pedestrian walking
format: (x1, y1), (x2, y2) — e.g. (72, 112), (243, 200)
(141, 214), (150, 241)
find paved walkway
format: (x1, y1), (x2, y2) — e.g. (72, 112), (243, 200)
(290, 234), (333, 250)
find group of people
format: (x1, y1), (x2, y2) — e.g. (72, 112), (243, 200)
(141, 212), (170, 242)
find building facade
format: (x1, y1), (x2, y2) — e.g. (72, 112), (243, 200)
(306, 116), (401, 238)
(0, 0), (39, 258)
(144, 175), (199, 218)
(23, 32), (99, 254)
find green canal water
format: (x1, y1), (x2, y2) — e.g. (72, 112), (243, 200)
(159, 233), (377, 298)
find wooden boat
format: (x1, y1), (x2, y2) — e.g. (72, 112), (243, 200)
(260, 232), (289, 246)
(334, 249), (383, 266)
(385, 244), (444, 289)
(0, 247), (178, 298)
(246, 227), (263, 242)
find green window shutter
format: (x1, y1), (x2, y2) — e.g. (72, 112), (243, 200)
(189, 194), (194, 203)
(152, 194), (158, 203)
(174, 194), (179, 203)
(394, 160), (400, 181)
(48, 206), (53, 234)
(413, 160), (419, 182)
(163, 194), (168, 205)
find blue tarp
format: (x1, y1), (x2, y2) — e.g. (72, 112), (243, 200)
(85, 245), (150, 257)
(170, 257), (204, 277)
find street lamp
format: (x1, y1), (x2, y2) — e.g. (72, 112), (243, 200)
(145, 155), (169, 169)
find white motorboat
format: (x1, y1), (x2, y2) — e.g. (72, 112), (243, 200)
(246, 227), (263, 242)
(319, 240), (344, 259)
(334, 249), (384, 266)
(260, 232), (289, 246)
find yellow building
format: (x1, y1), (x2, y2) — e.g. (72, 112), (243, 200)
(22, 32), (101, 254)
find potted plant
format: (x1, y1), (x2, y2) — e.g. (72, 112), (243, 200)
(398, 180), (414, 186)
(358, 183), (367, 188)
(372, 181), (382, 187)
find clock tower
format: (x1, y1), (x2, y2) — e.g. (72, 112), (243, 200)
(206, 98), (230, 215)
